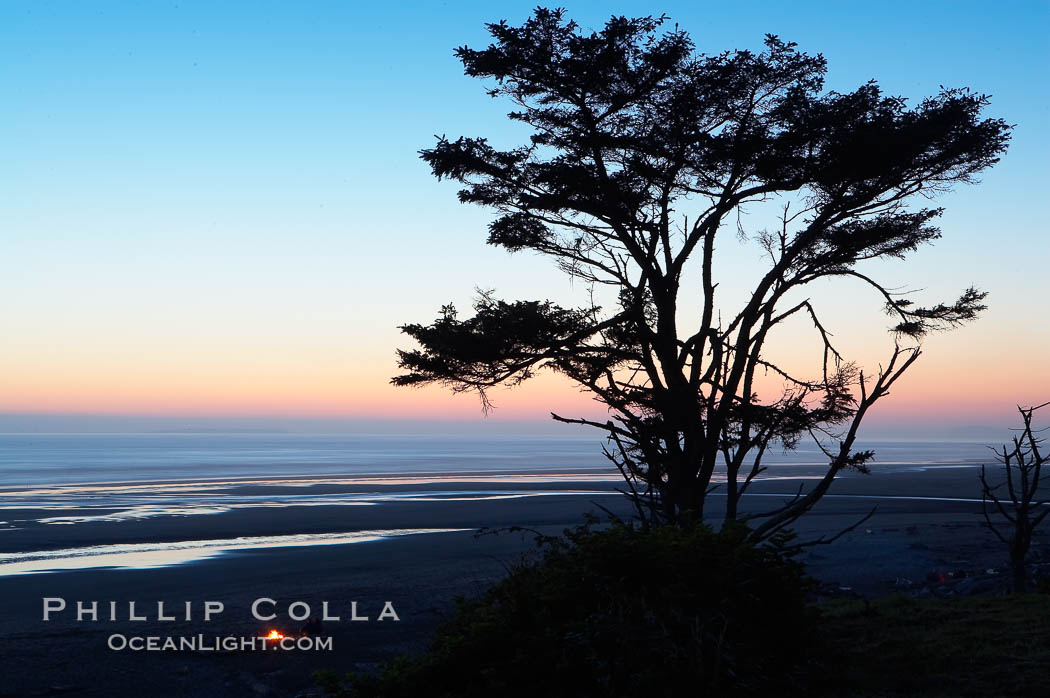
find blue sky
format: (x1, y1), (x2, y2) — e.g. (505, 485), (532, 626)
(0, 1), (1047, 435)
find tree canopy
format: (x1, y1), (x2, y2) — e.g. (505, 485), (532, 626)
(394, 9), (1010, 534)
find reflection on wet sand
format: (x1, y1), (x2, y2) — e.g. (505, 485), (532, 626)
(0, 528), (468, 575)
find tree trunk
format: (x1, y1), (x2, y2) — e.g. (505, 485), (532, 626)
(1011, 556), (1026, 594)
(1011, 525), (1031, 593)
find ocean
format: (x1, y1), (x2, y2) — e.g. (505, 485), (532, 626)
(0, 432), (995, 522)
(0, 433), (995, 487)
(0, 433), (998, 574)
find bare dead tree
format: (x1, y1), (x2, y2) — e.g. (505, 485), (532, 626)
(393, 10), (1010, 537)
(980, 402), (1050, 593)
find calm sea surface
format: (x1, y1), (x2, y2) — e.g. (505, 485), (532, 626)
(0, 433), (994, 488)
(0, 434), (999, 574)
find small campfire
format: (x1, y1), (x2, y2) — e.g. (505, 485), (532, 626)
(265, 629), (285, 640)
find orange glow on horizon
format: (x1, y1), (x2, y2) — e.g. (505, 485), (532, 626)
(1, 321), (1045, 424)
(3, 362), (1045, 425)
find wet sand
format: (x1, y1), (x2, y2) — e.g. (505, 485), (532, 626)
(0, 466), (1042, 697)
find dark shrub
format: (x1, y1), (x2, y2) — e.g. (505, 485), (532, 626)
(319, 523), (815, 697)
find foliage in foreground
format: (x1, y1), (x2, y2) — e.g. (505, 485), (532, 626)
(317, 523), (815, 697)
(814, 594), (1050, 697)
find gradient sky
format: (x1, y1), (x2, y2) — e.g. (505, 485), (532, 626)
(1, 1), (1047, 436)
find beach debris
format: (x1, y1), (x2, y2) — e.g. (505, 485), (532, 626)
(891, 565), (1011, 597)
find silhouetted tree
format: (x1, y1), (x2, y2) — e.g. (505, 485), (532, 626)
(394, 10), (1010, 535)
(980, 402), (1050, 593)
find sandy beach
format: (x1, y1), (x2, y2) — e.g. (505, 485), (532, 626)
(0, 464), (1044, 697)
